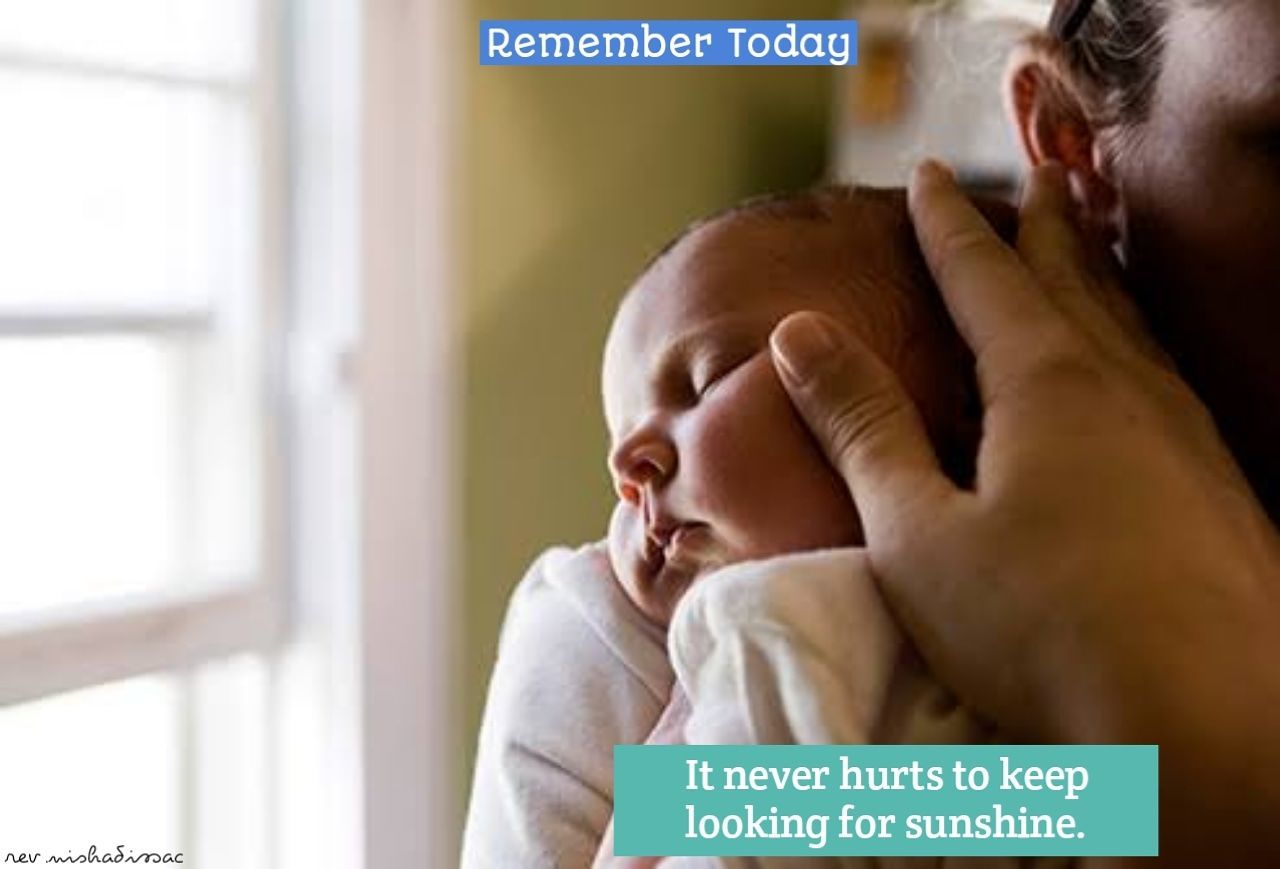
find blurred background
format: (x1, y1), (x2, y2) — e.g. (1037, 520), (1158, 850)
(0, 0), (1038, 866)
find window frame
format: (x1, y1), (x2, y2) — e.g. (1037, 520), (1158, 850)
(357, 0), (461, 864)
(0, 1), (460, 864)
(0, 0), (290, 709)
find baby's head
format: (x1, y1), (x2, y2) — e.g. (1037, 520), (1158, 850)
(603, 185), (991, 626)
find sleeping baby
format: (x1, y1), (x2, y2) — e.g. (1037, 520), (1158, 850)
(464, 184), (1023, 869)
(588, 185), (1044, 867)
(604, 184), (980, 633)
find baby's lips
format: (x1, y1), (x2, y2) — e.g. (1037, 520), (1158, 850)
(661, 522), (714, 572)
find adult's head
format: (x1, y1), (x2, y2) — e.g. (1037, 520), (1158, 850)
(1005, 0), (1280, 513)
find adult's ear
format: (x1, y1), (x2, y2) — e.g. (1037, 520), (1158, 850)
(1003, 37), (1121, 242)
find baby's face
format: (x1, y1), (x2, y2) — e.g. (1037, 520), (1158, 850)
(602, 217), (869, 626)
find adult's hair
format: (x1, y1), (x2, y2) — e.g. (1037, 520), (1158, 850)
(1047, 0), (1169, 129)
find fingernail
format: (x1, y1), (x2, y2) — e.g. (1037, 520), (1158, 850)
(771, 313), (839, 383)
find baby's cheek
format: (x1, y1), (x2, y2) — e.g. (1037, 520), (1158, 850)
(700, 356), (829, 468)
(684, 358), (859, 552)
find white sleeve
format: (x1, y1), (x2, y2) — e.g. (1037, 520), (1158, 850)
(462, 543), (673, 869)
(669, 548), (984, 747)
(658, 550), (999, 869)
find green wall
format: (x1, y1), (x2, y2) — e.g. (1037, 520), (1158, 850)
(461, 0), (843, 794)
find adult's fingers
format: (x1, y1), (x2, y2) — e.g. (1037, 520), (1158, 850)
(1016, 162), (1091, 301)
(908, 161), (1065, 378)
(1016, 162), (1125, 346)
(1017, 163), (1171, 369)
(770, 311), (954, 543)
(1074, 233), (1173, 371)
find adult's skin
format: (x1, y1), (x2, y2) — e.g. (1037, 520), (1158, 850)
(769, 1), (1280, 862)
(1007, 0), (1280, 523)
(770, 162), (1280, 865)
(597, 3), (1280, 865)
(592, 164), (1274, 869)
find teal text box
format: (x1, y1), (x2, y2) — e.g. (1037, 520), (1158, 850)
(614, 745), (1157, 857)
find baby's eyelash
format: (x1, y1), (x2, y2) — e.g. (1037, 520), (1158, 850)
(692, 367), (727, 397)
(691, 352), (753, 397)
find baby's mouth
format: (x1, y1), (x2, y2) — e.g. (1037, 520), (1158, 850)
(666, 524), (708, 564)
(645, 522), (712, 576)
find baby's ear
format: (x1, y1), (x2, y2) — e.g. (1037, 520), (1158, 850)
(1003, 35), (1121, 242)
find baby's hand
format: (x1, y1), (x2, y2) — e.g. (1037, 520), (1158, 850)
(645, 682), (691, 745)
(591, 684), (692, 869)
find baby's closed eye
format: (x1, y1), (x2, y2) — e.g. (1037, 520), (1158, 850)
(690, 347), (761, 399)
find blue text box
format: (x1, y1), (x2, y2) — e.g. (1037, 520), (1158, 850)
(479, 20), (859, 67)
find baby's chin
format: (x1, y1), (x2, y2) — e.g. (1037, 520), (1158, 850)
(619, 526), (737, 628)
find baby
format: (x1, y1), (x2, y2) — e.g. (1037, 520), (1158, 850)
(463, 184), (1016, 868)
(603, 184), (985, 629)
(586, 185), (1026, 865)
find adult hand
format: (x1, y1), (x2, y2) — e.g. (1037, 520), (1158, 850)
(769, 161), (1280, 866)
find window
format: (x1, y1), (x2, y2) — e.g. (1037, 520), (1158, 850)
(0, 1), (457, 864)
(0, 2), (285, 864)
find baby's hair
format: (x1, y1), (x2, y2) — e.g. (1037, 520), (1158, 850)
(643, 184), (883, 273)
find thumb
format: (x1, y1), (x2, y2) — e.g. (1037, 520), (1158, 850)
(769, 311), (954, 542)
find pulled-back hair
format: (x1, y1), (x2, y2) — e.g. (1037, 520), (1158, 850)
(1058, 0), (1169, 128)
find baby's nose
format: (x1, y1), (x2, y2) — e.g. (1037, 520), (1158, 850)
(609, 431), (677, 504)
